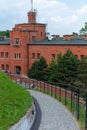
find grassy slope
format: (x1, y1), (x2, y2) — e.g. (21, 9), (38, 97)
(0, 72), (32, 130)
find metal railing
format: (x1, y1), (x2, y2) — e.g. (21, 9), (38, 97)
(8, 74), (87, 130)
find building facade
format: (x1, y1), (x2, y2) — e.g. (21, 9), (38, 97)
(0, 9), (87, 76)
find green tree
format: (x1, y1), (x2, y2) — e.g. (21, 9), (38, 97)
(77, 56), (87, 89)
(56, 52), (64, 83)
(48, 58), (57, 83)
(56, 50), (79, 84)
(72, 32), (78, 36)
(0, 30), (10, 37)
(27, 56), (48, 81)
(80, 22), (87, 34)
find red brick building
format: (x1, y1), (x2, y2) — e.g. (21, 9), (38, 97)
(0, 9), (87, 76)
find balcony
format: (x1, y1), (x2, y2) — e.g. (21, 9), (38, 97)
(12, 43), (21, 47)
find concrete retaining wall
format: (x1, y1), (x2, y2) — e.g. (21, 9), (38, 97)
(9, 104), (36, 130)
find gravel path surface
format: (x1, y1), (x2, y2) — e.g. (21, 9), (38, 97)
(29, 90), (80, 130)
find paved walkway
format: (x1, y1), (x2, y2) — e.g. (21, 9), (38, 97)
(29, 90), (80, 130)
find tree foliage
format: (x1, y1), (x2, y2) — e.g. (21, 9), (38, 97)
(55, 50), (79, 84)
(80, 22), (87, 34)
(77, 56), (87, 88)
(0, 30), (10, 37)
(27, 49), (87, 89)
(27, 56), (48, 81)
(48, 58), (57, 83)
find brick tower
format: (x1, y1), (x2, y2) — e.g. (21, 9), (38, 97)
(9, 0), (46, 75)
(27, 0), (36, 23)
(28, 11), (36, 23)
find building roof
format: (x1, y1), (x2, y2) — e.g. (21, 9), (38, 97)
(17, 23), (46, 26)
(0, 38), (10, 45)
(29, 37), (87, 45)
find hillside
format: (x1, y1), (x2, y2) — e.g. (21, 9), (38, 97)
(0, 72), (32, 130)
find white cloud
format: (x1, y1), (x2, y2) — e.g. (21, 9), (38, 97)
(34, 0), (68, 11)
(16, 2), (24, 7)
(67, 14), (78, 24)
(71, 15), (78, 22)
(77, 5), (87, 15)
(50, 16), (64, 22)
(0, 0), (87, 36)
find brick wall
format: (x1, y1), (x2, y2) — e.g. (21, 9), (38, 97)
(0, 45), (10, 71)
(28, 44), (87, 68)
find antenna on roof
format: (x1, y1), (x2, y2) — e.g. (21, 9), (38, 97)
(31, 0), (33, 11)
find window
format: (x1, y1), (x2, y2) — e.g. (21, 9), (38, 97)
(37, 53), (40, 59)
(14, 53), (21, 59)
(32, 36), (36, 42)
(52, 54), (56, 59)
(14, 38), (20, 45)
(81, 55), (84, 59)
(5, 52), (9, 58)
(1, 64), (4, 70)
(15, 53), (16, 59)
(1, 52), (4, 58)
(15, 66), (21, 75)
(32, 53), (35, 59)
(41, 32), (43, 37)
(6, 64), (9, 71)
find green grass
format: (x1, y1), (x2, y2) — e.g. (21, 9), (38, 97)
(31, 87), (85, 130)
(0, 72), (32, 130)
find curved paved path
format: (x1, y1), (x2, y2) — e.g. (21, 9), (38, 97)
(29, 90), (80, 130)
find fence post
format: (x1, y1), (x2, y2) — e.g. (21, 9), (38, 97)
(76, 89), (80, 120)
(46, 83), (48, 94)
(65, 88), (67, 106)
(44, 82), (45, 92)
(25, 81), (26, 88)
(55, 86), (56, 99)
(33, 80), (35, 89)
(40, 81), (41, 91)
(59, 86), (61, 101)
(29, 79), (30, 88)
(75, 91), (77, 110)
(47, 83), (49, 94)
(85, 92), (87, 130)
(71, 88), (73, 110)
(51, 85), (52, 96)
(56, 86), (58, 99)
(20, 78), (22, 85)
(40, 82), (42, 91)
(46, 83), (47, 94)
(37, 80), (38, 90)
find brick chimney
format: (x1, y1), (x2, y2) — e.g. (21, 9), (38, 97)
(83, 34), (87, 40)
(63, 35), (74, 40)
(28, 10), (36, 23)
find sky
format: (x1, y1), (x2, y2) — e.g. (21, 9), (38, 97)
(0, 0), (87, 36)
